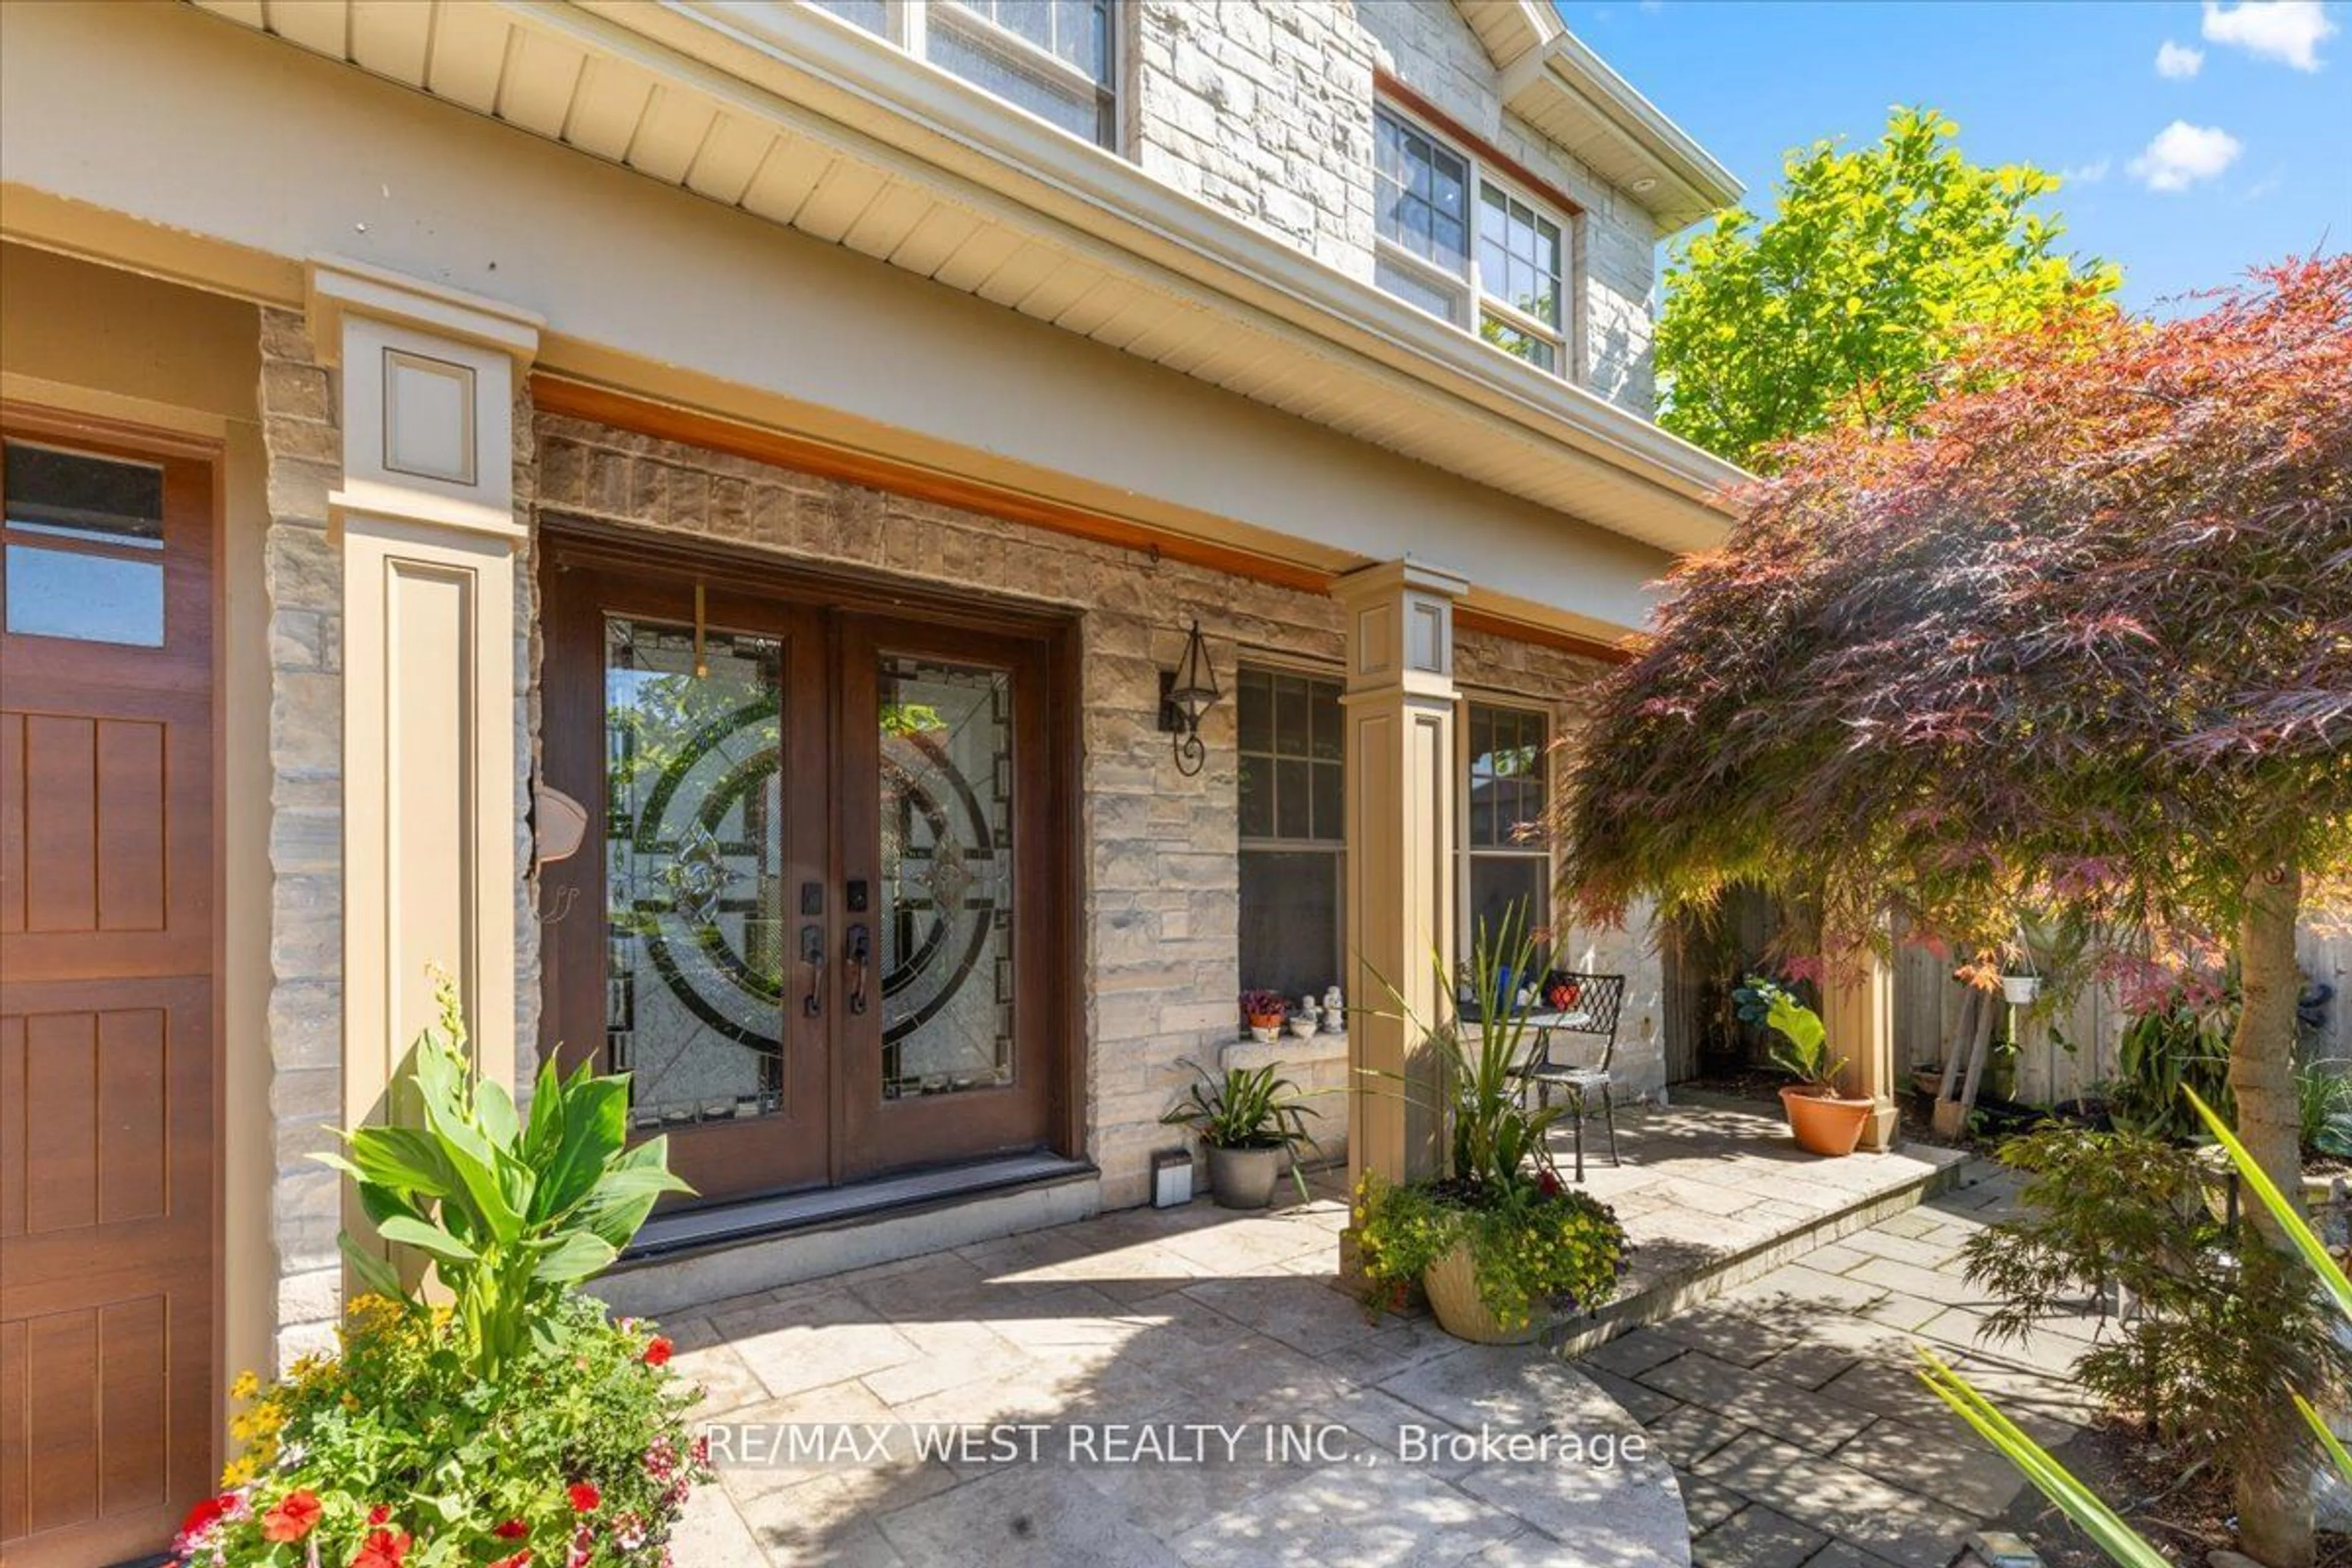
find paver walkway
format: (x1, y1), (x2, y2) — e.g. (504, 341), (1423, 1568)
(1580, 1156), (2102, 1568)
(665, 1191), (1686, 1567)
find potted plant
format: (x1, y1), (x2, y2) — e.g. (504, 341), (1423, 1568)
(1159, 1059), (1322, 1208)
(1738, 973), (1875, 1156)
(1354, 909), (1629, 1343)
(1240, 988), (1287, 1044)
(179, 981), (711, 1567)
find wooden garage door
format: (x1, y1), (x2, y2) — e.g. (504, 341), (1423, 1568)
(0, 413), (218, 1567)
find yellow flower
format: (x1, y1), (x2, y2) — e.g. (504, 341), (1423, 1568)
(221, 1455), (257, 1487)
(230, 1369), (261, 1402)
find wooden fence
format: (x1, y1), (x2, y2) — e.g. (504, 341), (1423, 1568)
(1889, 925), (2352, 1107)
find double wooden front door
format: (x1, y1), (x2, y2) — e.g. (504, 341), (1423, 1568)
(0, 413), (218, 1565)
(541, 546), (1066, 1205)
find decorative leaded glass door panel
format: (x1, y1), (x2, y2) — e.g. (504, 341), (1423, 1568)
(836, 617), (1057, 1178)
(541, 571), (829, 1201)
(542, 545), (1067, 1207)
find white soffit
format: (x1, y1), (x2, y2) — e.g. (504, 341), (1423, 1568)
(1478, 16), (1744, 237)
(184, 0), (1744, 554)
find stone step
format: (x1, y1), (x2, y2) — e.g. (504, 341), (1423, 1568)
(1553, 1144), (1966, 1359)
(593, 1159), (1100, 1319)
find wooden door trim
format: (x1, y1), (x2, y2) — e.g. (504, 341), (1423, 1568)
(0, 401), (225, 1561)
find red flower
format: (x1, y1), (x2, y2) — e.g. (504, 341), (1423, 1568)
(176, 1493), (236, 1542)
(494, 1518), (530, 1540)
(641, 1336), (674, 1368)
(368, 1504), (393, 1526)
(488, 1555), (533, 1568)
(260, 1490), (323, 1544)
(349, 1528), (412, 1568)
(567, 1482), (601, 1513)
(1536, 1169), (1564, 1199)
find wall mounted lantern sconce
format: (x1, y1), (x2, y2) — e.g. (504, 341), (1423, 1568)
(1158, 619), (1219, 777)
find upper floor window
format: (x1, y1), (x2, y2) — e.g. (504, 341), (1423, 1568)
(809, 1), (1116, 148)
(1374, 105), (1575, 382)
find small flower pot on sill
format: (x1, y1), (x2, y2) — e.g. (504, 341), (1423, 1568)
(1422, 1238), (1544, 1345)
(1207, 1143), (1286, 1209)
(1780, 1083), (1875, 1158)
(1246, 1022), (1281, 1045)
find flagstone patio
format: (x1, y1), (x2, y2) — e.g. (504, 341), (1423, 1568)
(655, 1096), (1965, 1566)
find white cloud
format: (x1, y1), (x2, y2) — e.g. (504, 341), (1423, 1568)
(2063, 157), (2113, 183)
(2200, 0), (2337, 70)
(2155, 39), (2206, 76)
(2128, 121), (2245, 190)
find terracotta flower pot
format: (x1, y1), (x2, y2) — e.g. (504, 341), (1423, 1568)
(1780, 1084), (1874, 1157)
(1207, 1144), (1284, 1209)
(1422, 1238), (1544, 1345)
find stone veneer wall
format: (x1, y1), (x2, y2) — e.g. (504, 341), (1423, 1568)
(257, 307), (346, 1367)
(1128, 1), (1380, 281)
(529, 413), (1667, 1208)
(1130, 0), (1664, 419)
(257, 310), (542, 1366)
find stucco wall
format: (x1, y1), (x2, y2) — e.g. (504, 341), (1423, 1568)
(0, 0), (1684, 642)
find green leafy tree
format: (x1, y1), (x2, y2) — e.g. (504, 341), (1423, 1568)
(1656, 105), (2119, 469)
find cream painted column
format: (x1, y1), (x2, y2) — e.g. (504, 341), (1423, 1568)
(308, 260), (541, 1145)
(1823, 942), (1899, 1152)
(1338, 559), (1469, 1190)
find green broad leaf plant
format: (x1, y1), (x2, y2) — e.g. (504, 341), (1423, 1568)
(317, 980), (695, 1381)
(1735, 974), (1847, 1088)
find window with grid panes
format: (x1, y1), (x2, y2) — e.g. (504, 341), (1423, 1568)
(805, 0), (1115, 146)
(1465, 704), (1551, 954)
(1237, 668), (1346, 1005)
(1373, 104), (1575, 382)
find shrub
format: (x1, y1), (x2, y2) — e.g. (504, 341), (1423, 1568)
(1960, 1123), (2348, 1494)
(179, 1293), (710, 1567)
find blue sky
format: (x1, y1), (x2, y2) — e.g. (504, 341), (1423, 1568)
(1553, 1), (2350, 315)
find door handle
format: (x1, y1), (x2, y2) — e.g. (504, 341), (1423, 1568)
(846, 923), (871, 1016)
(800, 924), (824, 1017)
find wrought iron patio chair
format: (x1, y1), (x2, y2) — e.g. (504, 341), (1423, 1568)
(1509, 972), (1629, 1183)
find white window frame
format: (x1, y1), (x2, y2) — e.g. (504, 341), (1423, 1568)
(1457, 694), (1556, 962)
(805, 0), (1120, 151)
(1374, 99), (1581, 385)
(1236, 658), (1349, 999)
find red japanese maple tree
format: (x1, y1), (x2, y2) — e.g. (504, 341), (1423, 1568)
(1559, 254), (2351, 1561)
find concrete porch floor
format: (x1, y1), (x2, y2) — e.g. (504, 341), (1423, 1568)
(660, 1096), (1966, 1566)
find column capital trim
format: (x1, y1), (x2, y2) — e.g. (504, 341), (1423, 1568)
(1331, 556), (1470, 608)
(305, 256), (543, 368)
